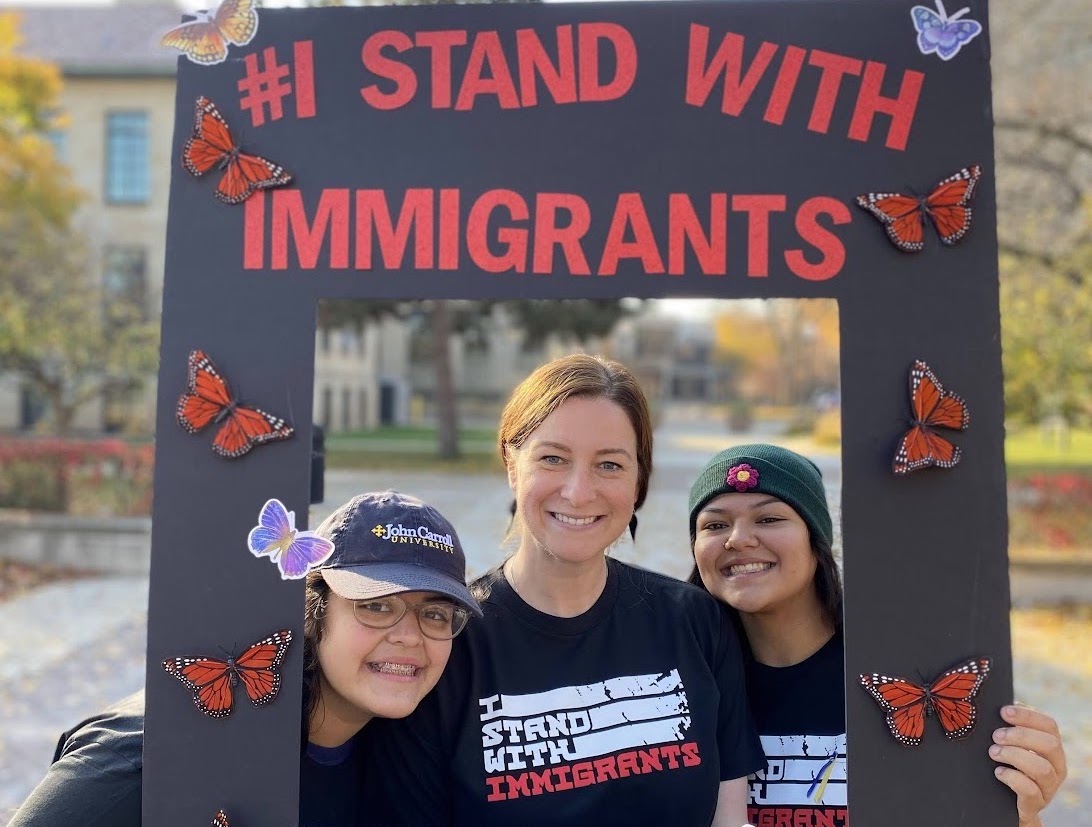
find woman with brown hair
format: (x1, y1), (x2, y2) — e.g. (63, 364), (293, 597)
(370, 354), (763, 827)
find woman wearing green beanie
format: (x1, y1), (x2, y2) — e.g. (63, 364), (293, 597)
(687, 443), (1066, 827)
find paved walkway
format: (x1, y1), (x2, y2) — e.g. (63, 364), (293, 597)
(0, 578), (148, 821)
(1, 422), (1087, 825)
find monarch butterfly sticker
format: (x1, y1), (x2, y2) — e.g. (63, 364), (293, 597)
(182, 97), (293, 205)
(247, 499), (335, 580)
(176, 349), (294, 459)
(161, 0), (258, 66)
(163, 629), (293, 719)
(860, 657), (991, 746)
(856, 165), (982, 253)
(212, 810), (231, 827)
(892, 360), (970, 475)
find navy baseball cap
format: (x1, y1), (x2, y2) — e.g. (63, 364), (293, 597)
(314, 491), (482, 617)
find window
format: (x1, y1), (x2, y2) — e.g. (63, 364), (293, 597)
(342, 387), (352, 431)
(19, 384), (47, 431)
(339, 328), (357, 356)
(102, 247), (149, 325)
(105, 112), (150, 204)
(100, 247), (149, 432)
(321, 386), (332, 429)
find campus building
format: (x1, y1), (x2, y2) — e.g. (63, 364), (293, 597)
(5, 3), (708, 436)
(5, 3), (179, 432)
(4, 2), (409, 434)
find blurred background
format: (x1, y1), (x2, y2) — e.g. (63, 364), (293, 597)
(0, 0), (1088, 824)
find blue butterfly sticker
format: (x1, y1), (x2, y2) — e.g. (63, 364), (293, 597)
(911, 0), (983, 61)
(247, 499), (335, 580)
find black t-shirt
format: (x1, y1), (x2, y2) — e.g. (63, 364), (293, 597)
(8, 690), (368, 827)
(368, 558), (763, 827)
(744, 629), (847, 827)
(301, 740), (365, 827)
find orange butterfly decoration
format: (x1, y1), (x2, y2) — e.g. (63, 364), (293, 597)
(857, 165), (982, 252)
(212, 810), (231, 827)
(183, 96), (292, 205)
(893, 360), (970, 475)
(161, 0), (258, 66)
(176, 349), (294, 459)
(163, 629), (293, 719)
(860, 657), (991, 746)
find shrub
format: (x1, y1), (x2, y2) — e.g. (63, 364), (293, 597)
(0, 438), (154, 516)
(812, 409), (842, 447)
(1007, 471), (1092, 555)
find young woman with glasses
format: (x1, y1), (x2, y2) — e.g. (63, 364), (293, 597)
(9, 491), (481, 827)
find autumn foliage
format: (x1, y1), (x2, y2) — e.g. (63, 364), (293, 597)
(0, 437), (154, 515)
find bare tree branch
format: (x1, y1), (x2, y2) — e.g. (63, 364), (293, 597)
(995, 119), (1092, 157)
(995, 154), (1083, 205)
(999, 242), (1091, 288)
(998, 242), (1057, 269)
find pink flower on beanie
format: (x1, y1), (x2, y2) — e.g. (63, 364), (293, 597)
(726, 463), (760, 492)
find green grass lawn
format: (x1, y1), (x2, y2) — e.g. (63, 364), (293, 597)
(325, 426), (500, 472)
(325, 449), (501, 473)
(1005, 427), (1092, 473)
(330, 425), (497, 443)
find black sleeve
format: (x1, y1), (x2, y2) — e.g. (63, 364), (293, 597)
(7, 710), (144, 827)
(711, 605), (766, 780)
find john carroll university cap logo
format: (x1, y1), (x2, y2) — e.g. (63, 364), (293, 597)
(371, 522), (456, 553)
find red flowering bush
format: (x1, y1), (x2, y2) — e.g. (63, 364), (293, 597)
(1008, 472), (1092, 556)
(0, 438), (154, 515)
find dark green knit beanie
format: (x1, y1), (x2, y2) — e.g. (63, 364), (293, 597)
(687, 443), (833, 547)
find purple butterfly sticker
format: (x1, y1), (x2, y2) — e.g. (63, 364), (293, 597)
(911, 0), (982, 61)
(247, 499), (334, 580)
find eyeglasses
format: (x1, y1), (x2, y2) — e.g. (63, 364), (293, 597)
(352, 595), (470, 640)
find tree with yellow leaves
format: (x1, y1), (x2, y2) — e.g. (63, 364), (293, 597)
(713, 299), (840, 408)
(0, 13), (158, 434)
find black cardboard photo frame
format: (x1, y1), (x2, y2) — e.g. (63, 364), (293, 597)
(149, 2), (1010, 824)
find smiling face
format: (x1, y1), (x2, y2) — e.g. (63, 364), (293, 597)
(315, 590), (452, 731)
(507, 395), (640, 567)
(693, 492), (819, 617)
